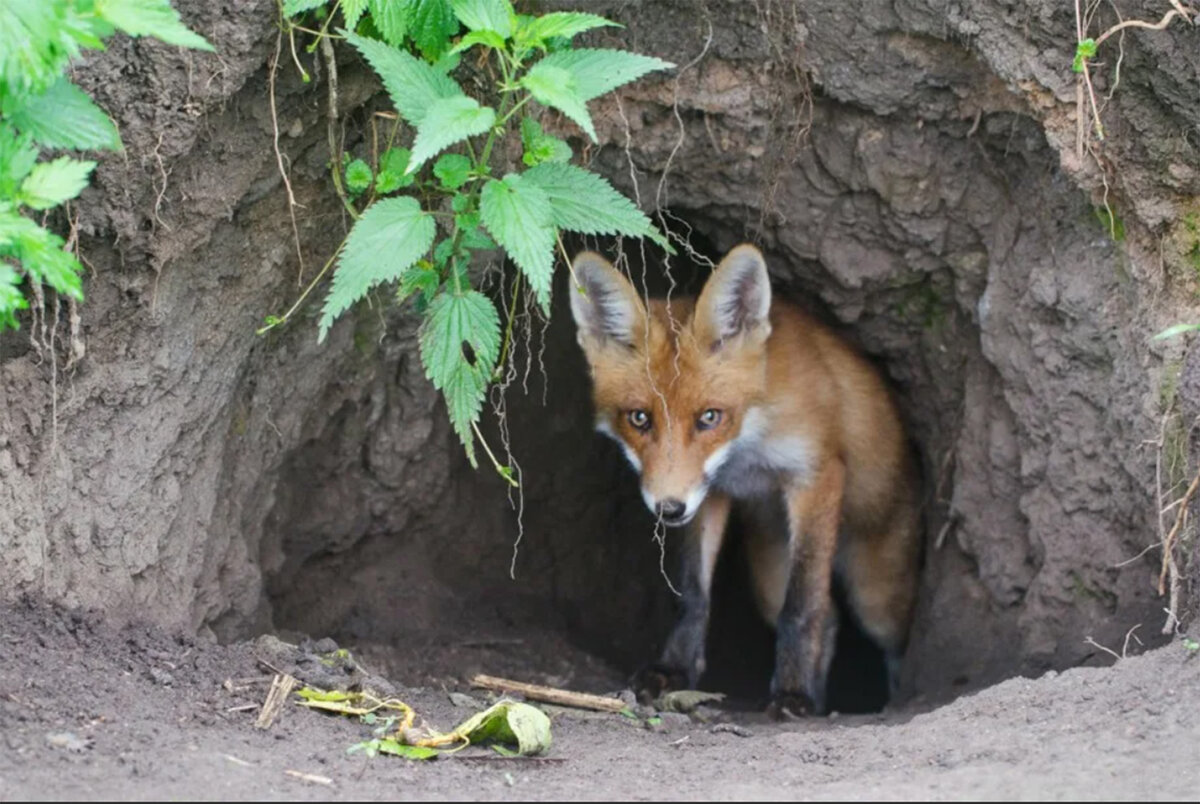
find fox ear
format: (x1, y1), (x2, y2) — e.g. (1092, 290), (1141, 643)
(569, 252), (647, 351)
(695, 244), (772, 351)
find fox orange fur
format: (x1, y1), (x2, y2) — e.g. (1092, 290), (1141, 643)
(569, 244), (922, 715)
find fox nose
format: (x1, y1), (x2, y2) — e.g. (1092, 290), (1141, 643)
(656, 499), (687, 523)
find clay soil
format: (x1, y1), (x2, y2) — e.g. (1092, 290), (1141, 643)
(2, 601), (1197, 801)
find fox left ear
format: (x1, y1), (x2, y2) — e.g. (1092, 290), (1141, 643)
(695, 244), (772, 351)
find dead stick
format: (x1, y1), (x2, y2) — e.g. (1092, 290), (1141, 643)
(470, 674), (627, 713)
(256, 673), (298, 729)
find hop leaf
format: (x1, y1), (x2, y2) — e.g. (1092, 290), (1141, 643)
(520, 117), (571, 166)
(19, 157), (96, 210)
(419, 289), (501, 465)
(318, 197), (436, 341)
(516, 12), (619, 47)
(94, 0), (214, 51)
(344, 30), (462, 125)
(408, 0), (459, 61)
(519, 64), (595, 141)
(8, 78), (122, 151)
(375, 148), (414, 194)
(449, 0), (513, 37)
(521, 162), (666, 248)
(433, 153), (472, 189)
(479, 174), (555, 312)
(344, 158), (373, 194)
(341, 0), (368, 30)
(367, 0), (408, 46)
(408, 96), (495, 173)
(527, 48), (673, 102)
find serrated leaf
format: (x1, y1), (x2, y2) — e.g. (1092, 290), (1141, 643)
(344, 30), (462, 125)
(519, 117), (571, 167)
(521, 162), (666, 248)
(367, 0), (408, 46)
(0, 263), (27, 331)
(529, 48), (673, 101)
(398, 261), (440, 304)
(0, 0), (84, 102)
(0, 211), (83, 298)
(480, 174), (555, 311)
(408, 96), (495, 173)
(433, 153), (472, 189)
(450, 29), (507, 54)
(344, 158), (372, 193)
(0, 128), (39, 198)
(283, 0), (328, 16)
(408, 0), (459, 61)
(518, 12), (618, 45)
(19, 157), (96, 210)
(449, 0), (513, 37)
(342, 0), (368, 30)
(8, 78), (122, 151)
(95, 0), (214, 51)
(375, 148), (414, 194)
(319, 197), (436, 341)
(520, 63), (595, 141)
(419, 289), (501, 463)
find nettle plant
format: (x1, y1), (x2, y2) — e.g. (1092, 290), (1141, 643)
(0, 0), (212, 330)
(268, 0), (674, 477)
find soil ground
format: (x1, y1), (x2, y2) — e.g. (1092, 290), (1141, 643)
(2, 601), (1197, 801)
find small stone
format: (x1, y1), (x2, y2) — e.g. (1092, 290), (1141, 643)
(149, 667), (174, 686)
(710, 723), (754, 738)
(313, 637), (338, 654)
(448, 692), (483, 709)
(45, 732), (90, 752)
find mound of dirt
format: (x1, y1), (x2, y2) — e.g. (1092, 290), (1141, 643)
(1, 601), (1197, 800)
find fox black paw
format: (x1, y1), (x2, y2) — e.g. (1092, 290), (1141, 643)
(632, 664), (689, 705)
(766, 691), (818, 720)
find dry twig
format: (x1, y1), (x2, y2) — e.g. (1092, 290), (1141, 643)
(470, 674), (627, 713)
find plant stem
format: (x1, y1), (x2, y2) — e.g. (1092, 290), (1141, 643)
(257, 234), (349, 334)
(472, 421), (519, 487)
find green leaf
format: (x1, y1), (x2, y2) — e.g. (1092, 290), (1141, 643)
(480, 175), (555, 311)
(1152, 323), (1200, 342)
(529, 48), (673, 101)
(519, 63), (595, 141)
(283, 0), (328, 16)
(408, 96), (495, 173)
(344, 158), (373, 194)
(341, 0), (368, 29)
(408, 0), (459, 61)
(0, 0), (88, 102)
(375, 147), (414, 194)
(0, 263), (27, 331)
(520, 117), (572, 166)
(1073, 38), (1097, 73)
(451, 701), (552, 756)
(419, 289), (501, 463)
(367, 0), (408, 46)
(517, 12), (619, 46)
(433, 154), (472, 189)
(319, 196), (436, 341)
(398, 260), (440, 304)
(449, 0), (513, 37)
(376, 739), (439, 760)
(449, 29), (507, 54)
(8, 78), (122, 151)
(18, 157), (96, 210)
(0, 211), (83, 299)
(344, 30), (462, 125)
(95, 0), (215, 51)
(522, 162), (666, 247)
(0, 127), (39, 198)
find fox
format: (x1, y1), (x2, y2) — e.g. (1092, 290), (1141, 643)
(568, 244), (922, 716)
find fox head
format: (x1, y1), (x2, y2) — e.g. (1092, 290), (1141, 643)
(569, 244), (773, 526)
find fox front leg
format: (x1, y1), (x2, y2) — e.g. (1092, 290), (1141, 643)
(634, 493), (731, 703)
(770, 459), (844, 718)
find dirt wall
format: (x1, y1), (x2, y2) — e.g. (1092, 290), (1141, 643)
(2, 0), (1198, 701)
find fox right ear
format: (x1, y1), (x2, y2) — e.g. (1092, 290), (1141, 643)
(569, 253), (646, 351)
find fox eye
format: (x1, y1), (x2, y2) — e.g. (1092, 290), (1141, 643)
(628, 409), (652, 432)
(697, 409), (723, 430)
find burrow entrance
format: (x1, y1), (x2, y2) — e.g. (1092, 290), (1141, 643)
(242, 6), (1172, 716)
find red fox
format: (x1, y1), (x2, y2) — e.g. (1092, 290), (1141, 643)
(569, 244), (922, 716)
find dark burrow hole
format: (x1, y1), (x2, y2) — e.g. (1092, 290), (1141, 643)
(262, 218), (928, 716)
